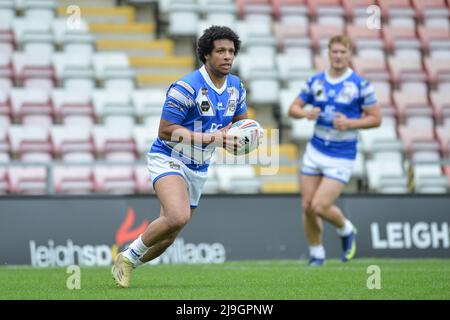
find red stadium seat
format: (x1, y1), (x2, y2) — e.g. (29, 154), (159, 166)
(0, 167), (8, 194)
(0, 90), (12, 127)
(236, 0), (273, 18)
(393, 83), (432, 121)
(272, 0), (308, 19)
(8, 166), (48, 194)
(352, 56), (390, 82)
(430, 91), (450, 123)
(412, 0), (448, 19)
(382, 26), (421, 52)
(10, 88), (54, 127)
(52, 89), (95, 126)
(398, 125), (439, 156)
(436, 126), (450, 156)
(273, 21), (310, 50)
(0, 128), (11, 162)
(417, 26), (450, 52)
(370, 80), (396, 116)
(342, 0), (376, 19)
(53, 166), (95, 194)
(310, 24), (344, 49)
(307, 0), (345, 18)
(94, 165), (136, 194)
(424, 57), (450, 85)
(51, 126), (95, 162)
(346, 24), (383, 50)
(94, 126), (137, 162)
(134, 165), (154, 194)
(388, 56), (427, 84)
(378, 0), (415, 18)
(8, 126), (53, 162)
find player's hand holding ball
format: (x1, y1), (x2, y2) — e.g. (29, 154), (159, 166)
(225, 119), (264, 155)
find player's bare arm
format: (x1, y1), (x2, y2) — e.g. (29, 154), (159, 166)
(288, 97), (321, 120)
(333, 103), (382, 131)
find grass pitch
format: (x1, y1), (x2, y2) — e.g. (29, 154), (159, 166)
(0, 259), (449, 300)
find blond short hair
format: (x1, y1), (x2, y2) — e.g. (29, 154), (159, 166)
(328, 35), (353, 51)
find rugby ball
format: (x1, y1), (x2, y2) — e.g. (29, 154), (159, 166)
(226, 119), (264, 155)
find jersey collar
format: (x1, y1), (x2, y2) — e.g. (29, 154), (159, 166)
(325, 68), (353, 85)
(199, 65), (228, 95)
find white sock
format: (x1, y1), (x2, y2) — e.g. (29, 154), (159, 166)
(133, 258), (144, 268)
(309, 245), (325, 259)
(337, 219), (354, 237)
(122, 235), (149, 263)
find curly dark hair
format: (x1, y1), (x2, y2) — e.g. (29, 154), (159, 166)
(197, 26), (241, 64)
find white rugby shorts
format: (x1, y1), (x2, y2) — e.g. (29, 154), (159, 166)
(147, 153), (208, 208)
(300, 143), (355, 184)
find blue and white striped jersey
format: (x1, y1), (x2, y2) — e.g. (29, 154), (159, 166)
(299, 68), (377, 160)
(150, 66), (247, 171)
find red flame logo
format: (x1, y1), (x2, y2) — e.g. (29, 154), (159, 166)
(115, 207), (149, 246)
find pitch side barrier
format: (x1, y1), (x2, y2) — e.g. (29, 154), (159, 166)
(0, 194), (449, 265)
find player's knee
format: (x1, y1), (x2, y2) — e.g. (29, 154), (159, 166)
(165, 211), (190, 231)
(311, 201), (330, 216)
(302, 202), (315, 216)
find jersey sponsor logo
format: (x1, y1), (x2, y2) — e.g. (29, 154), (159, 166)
(196, 87), (215, 116)
(312, 80), (327, 101)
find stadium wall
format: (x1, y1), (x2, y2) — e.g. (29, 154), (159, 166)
(0, 195), (449, 266)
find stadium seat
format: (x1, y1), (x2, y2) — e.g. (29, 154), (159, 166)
(93, 125), (137, 162)
(436, 126), (450, 156)
(10, 88), (54, 127)
(370, 80), (395, 116)
(378, 0), (416, 20)
(272, 0), (308, 19)
(52, 88), (95, 127)
(346, 25), (384, 50)
(134, 164), (154, 194)
(8, 126), (53, 162)
(424, 57), (450, 85)
(167, 1), (199, 36)
(342, 0), (376, 20)
(393, 82), (432, 121)
(366, 159), (406, 192)
(132, 88), (165, 120)
(418, 26), (450, 53)
(200, 0), (237, 28)
(0, 90), (12, 128)
(8, 166), (48, 194)
(388, 55), (427, 85)
(412, 0), (448, 20)
(248, 76), (280, 105)
(0, 166), (8, 194)
(430, 90), (450, 123)
(53, 165), (94, 194)
(94, 165), (136, 194)
(273, 21), (310, 51)
(93, 89), (134, 125)
(398, 125), (440, 156)
(310, 24), (344, 49)
(0, 128), (11, 162)
(382, 26), (421, 52)
(352, 56), (390, 82)
(215, 165), (261, 193)
(51, 126), (95, 163)
(291, 117), (315, 142)
(236, 0), (273, 18)
(307, 0), (345, 18)
(133, 125), (158, 157)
